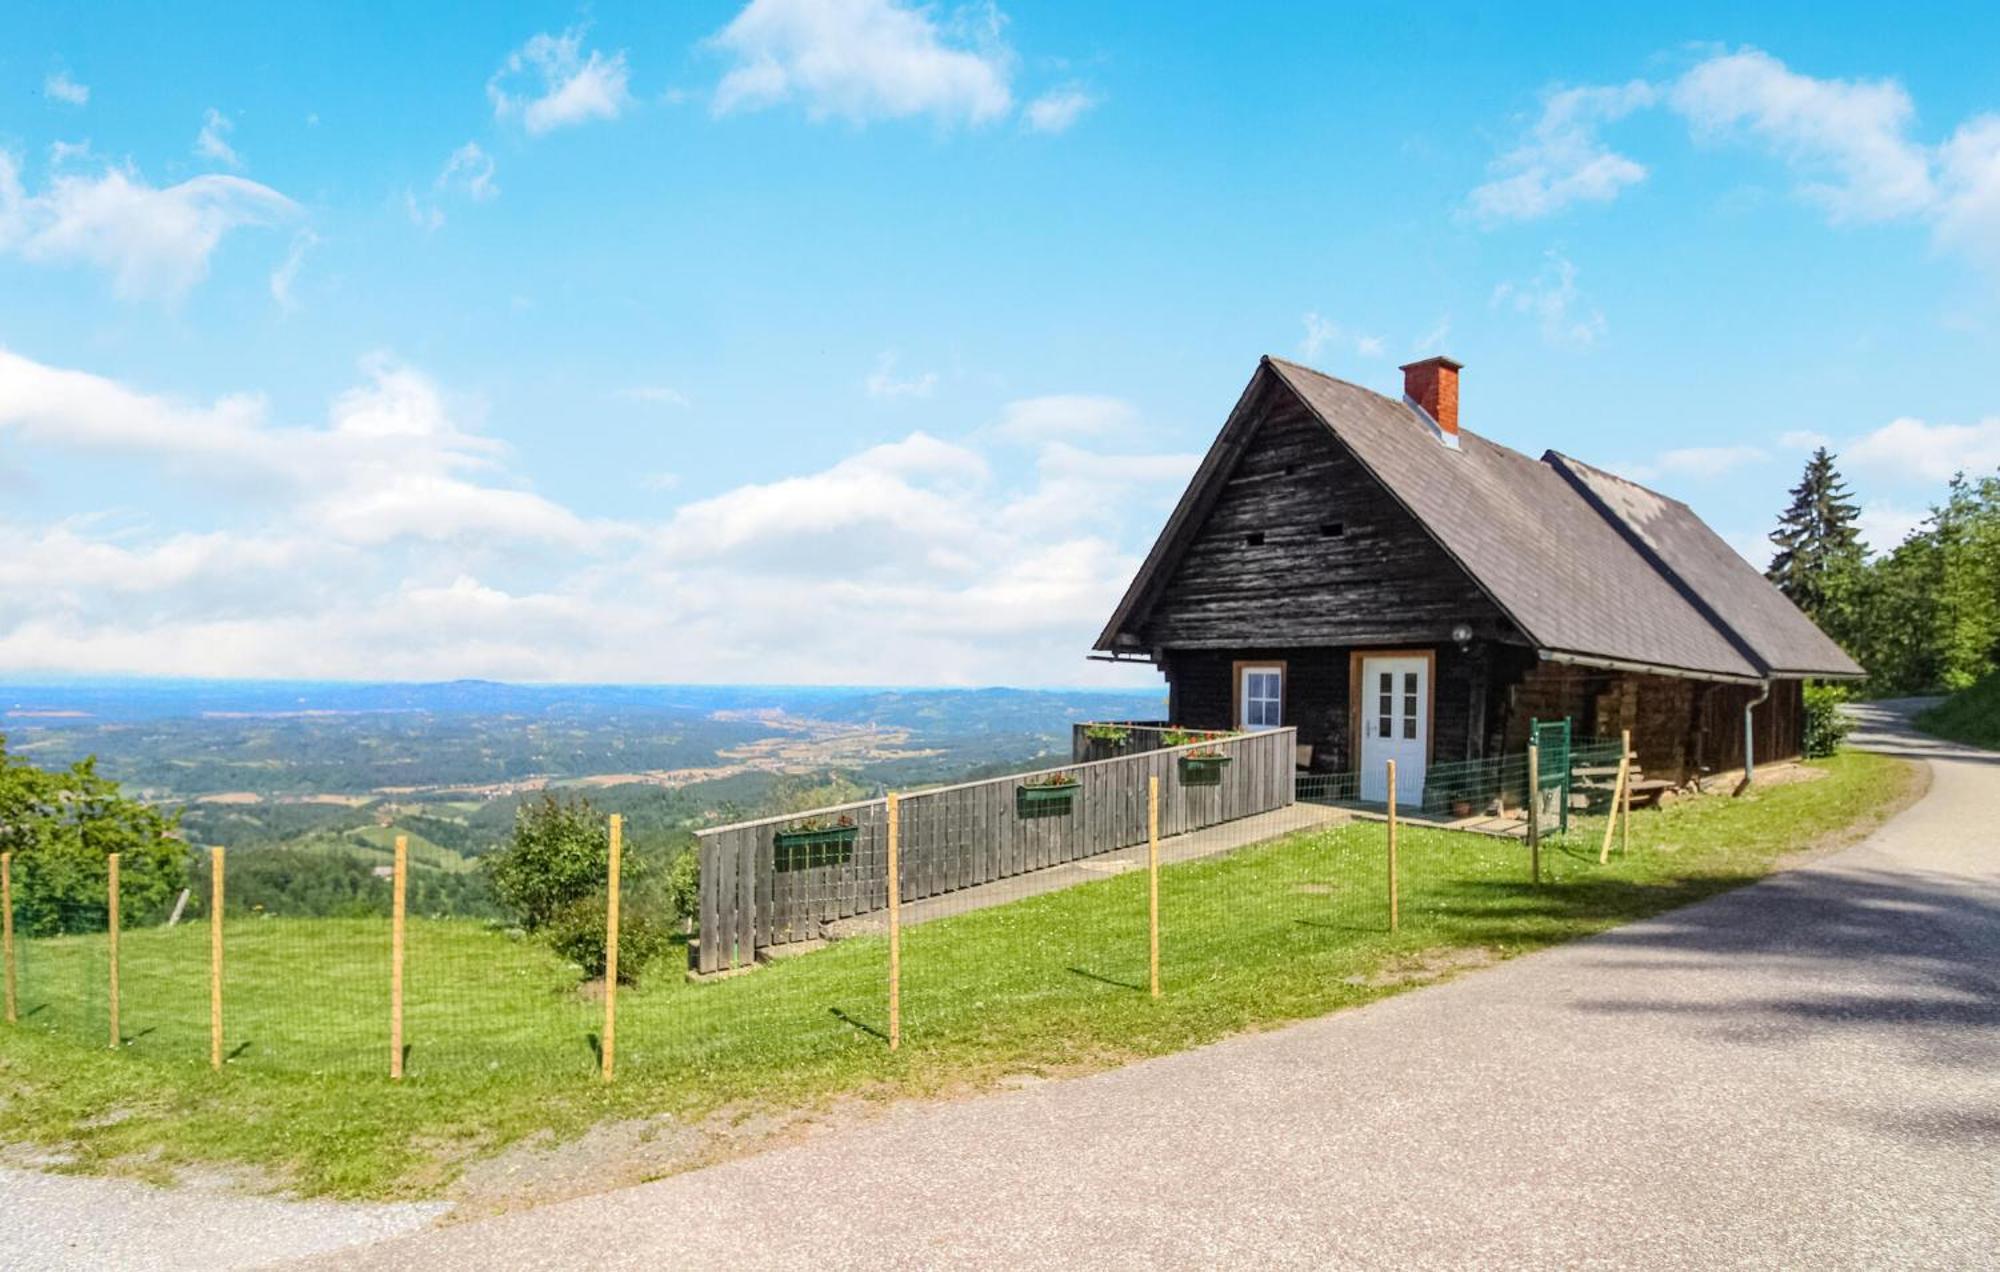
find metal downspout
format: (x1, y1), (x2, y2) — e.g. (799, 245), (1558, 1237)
(1744, 680), (1772, 786)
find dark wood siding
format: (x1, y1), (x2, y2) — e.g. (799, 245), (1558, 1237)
(1137, 390), (1513, 650)
(1493, 655), (1805, 784)
(1163, 642), (1494, 772)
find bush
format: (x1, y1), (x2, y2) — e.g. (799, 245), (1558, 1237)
(663, 847), (700, 927)
(486, 794), (631, 934)
(0, 739), (186, 936)
(485, 794), (687, 978)
(543, 893), (671, 985)
(1802, 683), (1852, 758)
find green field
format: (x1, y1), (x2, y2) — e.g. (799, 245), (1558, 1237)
(0, 751), (1917, 1199)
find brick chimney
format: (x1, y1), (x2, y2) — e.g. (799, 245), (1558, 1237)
(1400, 356), (1462, 443)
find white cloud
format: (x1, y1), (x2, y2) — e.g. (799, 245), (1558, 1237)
(1662, 444), (1766, 475)
(1935, 114), (2000, 270)
(437, 141), (498, 201)
(0, 349), (1190, 685)
(268, 227), (318, 311)
(0, 153), (298, 300)
(1411, 317), (1452, 355)
(1844, 414), (2000, 485)
(194, 108), (243, 169)
(1025, 87), (1095, 133)
(1856, 500), (1928, 555)
(863, 351), (938, 400)
(1298, 311), (1387, 364)
(1468, 81), (1655, 222)
(1779, 429), (1833, 451)
(406, 142), (500, 229)
(489, 28), (635, 135)
(710, 0), (1014, 126)
(996, 394), (1139, 441)
(44, 72), (89, 107)
(618, 385), (691, 407)
(1491, 250), (1605, 347)
(0, 347), (591, 548)
(1670, 49), (1934, 222)
(1473, 48), (2000, 273)
(404, 190), (444, 231)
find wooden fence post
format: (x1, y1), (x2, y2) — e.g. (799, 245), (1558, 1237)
(602, 814), (622, 1083)
(107, 852), (121, 1049)
(1599, 735), (1631, 865)
(1, 851), (14, 1026)
(211, 847), (225, 1071)
(1386, 761), (1399, 932)
(1148, 774), (1160, 998)
(886, 793), (901, 1052)
(390, 834), (407, 1080)
(1621, 728), (1633, 858)
(1526, 744), (1541, 885)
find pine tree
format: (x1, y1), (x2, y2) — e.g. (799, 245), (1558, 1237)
(1767, 448), (1865, 619)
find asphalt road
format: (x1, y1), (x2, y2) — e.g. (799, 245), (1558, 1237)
(302, 699), (1999, 1270)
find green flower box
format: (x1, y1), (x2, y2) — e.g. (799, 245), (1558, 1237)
(1016, 779), (1080, 818)
(1178, 754), (1232, 786)
(773, 824), (858, 871)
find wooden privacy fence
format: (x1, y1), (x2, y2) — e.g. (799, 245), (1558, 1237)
(696, 727), (1299, 973)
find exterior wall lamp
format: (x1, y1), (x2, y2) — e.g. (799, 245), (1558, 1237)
(1451, 622), (1474, 651)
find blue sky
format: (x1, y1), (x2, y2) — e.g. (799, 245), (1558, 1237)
(2, 1), (1998, 686)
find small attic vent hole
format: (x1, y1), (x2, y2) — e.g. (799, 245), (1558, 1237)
(1245, 531), (1266, 547)
(1318, 522), (1345, 538)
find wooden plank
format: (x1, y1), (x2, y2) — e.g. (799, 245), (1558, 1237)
(389, 837), (405, 1078)
(210, 847), (223, 1070)
(887, 793), (901, 1051)
(107, 853), (121, 1050)
(602, 814), (622, 1083)
(719, 829), (740, 967)
(1386, 761), (1399, 931)
(1, 852), (14, 1026)
(1148, 775), (1161, 998)
(697, 836), (719, 974)
(735, 829), (756, 972)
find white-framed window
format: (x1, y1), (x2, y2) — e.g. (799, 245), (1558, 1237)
(1241, 665), (1283, 730)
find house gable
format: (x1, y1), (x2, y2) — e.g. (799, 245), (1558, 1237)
(1116, 369), (1517, 651)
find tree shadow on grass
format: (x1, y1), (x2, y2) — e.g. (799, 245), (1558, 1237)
(1519, 867), (1999, 1061)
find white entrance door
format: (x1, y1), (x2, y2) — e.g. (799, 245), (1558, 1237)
(1359, 655), (1427, 806)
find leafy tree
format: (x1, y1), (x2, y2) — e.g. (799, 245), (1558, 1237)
(0, 735), (186, 935)
(486, 794), (623, 934)
(1767, 447), (1865, 621)
(484, 793), (674, 982)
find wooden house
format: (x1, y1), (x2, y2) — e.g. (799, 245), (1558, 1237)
(1092, 355), (1862, 805)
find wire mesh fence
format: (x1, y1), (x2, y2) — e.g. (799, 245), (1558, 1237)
(0, 727), (1646, 1089)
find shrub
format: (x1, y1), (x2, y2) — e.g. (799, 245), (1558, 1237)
(543, 893), (670, 985)
(0, 739), (186, 936)
(1802, 683), (1852, 758)
(486, 794), (630, 934)
(663, 847), (700, 926)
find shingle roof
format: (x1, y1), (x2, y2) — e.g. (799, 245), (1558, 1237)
(1545, 454), (1864, 677)
(1095, 356), (1861, 681)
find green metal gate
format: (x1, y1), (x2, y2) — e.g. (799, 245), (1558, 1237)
(1530, 717), (1572, 834)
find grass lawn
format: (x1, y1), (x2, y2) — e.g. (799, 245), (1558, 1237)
(1915, 671), (2000, 749)
(0, 750), (1919, 1200)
